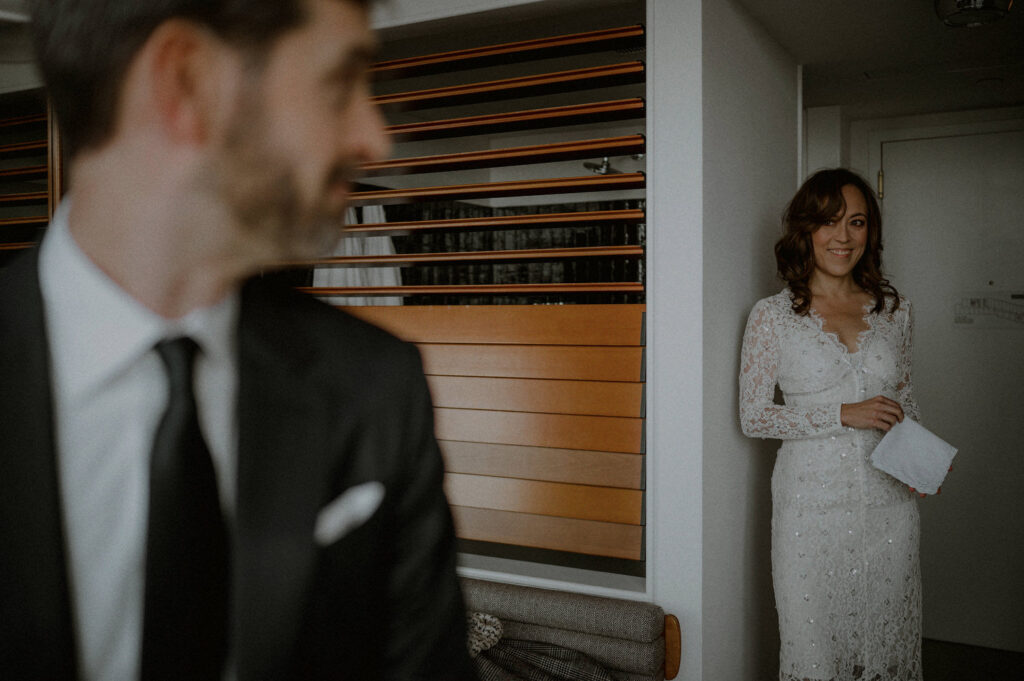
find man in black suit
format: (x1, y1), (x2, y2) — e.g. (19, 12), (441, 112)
(0, 1), (476, 679)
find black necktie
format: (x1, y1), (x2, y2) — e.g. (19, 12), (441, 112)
(141, 337), (229, 681)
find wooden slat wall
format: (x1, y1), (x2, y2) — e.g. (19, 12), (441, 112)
(373, 62), (645, 111)
(384, 98), (645, 142)
(347, 304), (645, 345)
(452, 507), (643, 561)
(417, 344), (643, 381)
(324, 23), (649, 561)
(345, 303), (646, 560)
(428, 376), (642, 417)
(371, 25), (644, 80)
(301, 23), (646, 302)
(0, 91), (57, 252)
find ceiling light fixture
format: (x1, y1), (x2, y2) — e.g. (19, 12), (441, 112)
(935, 0), (1014, 27)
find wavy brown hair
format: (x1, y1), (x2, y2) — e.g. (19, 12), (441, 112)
(775, 168), (898, 315)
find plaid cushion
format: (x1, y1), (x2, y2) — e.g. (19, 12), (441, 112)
(476, 639), (617, 681)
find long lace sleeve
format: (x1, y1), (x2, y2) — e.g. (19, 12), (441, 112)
(895, 298), (921, 422)
(739, 300), (845, 440)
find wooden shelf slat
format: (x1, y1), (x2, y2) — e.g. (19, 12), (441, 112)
(349, 173), (645, 205)
(435, 407), (643, 453)
(0, 241), (37, 251)
(342, 304), (645, 345)
(0, 140), (47, 157)
(0, 165), (47, 180)
(301, 244), (642, 268)
(385, 98), (645, 142)
(428, 375), (643, 418)
(361, 135), (644, 177)
(440, 440), (642, 489)
(451, 505), (643, 560)
(419, 343), (644, 382)
(373, 25), (644, 81)
(374, 62), (645, 111)
(308, 282), (643, 297)
(343, 209), (645, 237)
(445, 473), (642, 524)
(0, 216), (47, 228)
(0, 191), (49, 206)
(0, 114), (47, 129)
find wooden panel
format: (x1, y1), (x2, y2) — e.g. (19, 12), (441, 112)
(435, 408), (643, 454)
(0, 191), (48, 205)
(445, 473), (641, 524)
(344, 209), (645, 237)
(0, 217), (46, 228)
(385, 98), (645, 142)
(428, 375), (642, 418)
(0, 113), (46, 128)
(0, 165), (47, 180)
(0, 241), (35, 251)
(343, 304), (645, 346)
(374, 62), (645, 111)
(372, 25), (644, 80)
(310, 282), (644, 297)
(440, 440), (642, 489)
(664, 615), (681, 680)
(360, 135), (645, 177)
(349, 173), (646, 205)
(451, 506), (643, 560)
(0, 140), (47, 158)
(296, 245), (642, 268)
(419, 343), (643, 381)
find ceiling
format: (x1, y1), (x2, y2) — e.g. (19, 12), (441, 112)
(734, 0), (1024, 119)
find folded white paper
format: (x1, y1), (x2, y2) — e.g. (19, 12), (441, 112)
(870, 419), (957, 495)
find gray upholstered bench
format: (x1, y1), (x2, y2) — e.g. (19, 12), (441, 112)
(462, 578), (680, 681)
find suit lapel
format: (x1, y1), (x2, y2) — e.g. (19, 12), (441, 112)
(233, 279), (337, 681)
(0, 251), (79, 680)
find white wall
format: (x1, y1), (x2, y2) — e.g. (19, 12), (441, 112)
(700, 0), (798, 678)
(0, 62), (39, 94)
(0, 22), (40, 93)
(645, 0), (705, 678)
(804, 105), (847, 177)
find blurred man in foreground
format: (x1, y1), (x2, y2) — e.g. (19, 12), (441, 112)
(0, 1), (476, 679)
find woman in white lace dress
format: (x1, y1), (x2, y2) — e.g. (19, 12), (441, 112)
(739, 169), (922, 681)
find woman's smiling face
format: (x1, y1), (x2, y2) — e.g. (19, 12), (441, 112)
(811, 183), (869, 283)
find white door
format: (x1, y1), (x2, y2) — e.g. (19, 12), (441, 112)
(876, 125), (1024, 652)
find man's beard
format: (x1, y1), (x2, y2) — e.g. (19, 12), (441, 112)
(210, 109), (353, 264)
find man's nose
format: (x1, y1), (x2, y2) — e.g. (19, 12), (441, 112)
(354, 96), (391, 165)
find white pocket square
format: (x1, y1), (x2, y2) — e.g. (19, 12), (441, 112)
(314, 481), (385, 546)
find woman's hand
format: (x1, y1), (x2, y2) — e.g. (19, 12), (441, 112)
(840, 396), (904, 432)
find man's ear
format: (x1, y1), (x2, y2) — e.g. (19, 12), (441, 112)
(144, 19), (239, 147)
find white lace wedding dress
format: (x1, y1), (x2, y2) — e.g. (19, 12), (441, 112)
(740, 290), (923, 681)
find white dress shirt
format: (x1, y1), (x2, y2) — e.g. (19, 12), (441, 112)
(39, 199), (239, 681)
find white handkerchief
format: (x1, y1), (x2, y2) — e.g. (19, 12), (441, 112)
(870, 419), (957, 495)
(314, 481), (385, 546)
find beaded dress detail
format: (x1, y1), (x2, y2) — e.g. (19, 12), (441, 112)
(740, 290), (922, 681)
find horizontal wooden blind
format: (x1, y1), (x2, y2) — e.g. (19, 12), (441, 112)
(347, 304), (645, 560)
(0, 90), (60, 261)
(327, 17), (649, 566)
(303, 22), (646, 303)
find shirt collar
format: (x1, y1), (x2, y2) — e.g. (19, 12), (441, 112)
(40, 198), (239, 401)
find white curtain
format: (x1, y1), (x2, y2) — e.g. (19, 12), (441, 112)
(313, 206), (402, 306)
